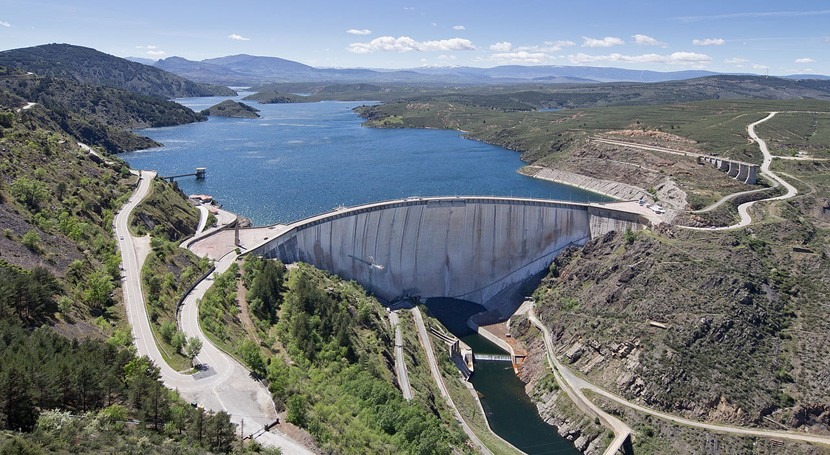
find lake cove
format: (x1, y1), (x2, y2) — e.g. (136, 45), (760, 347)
(124, 98), (608, 226)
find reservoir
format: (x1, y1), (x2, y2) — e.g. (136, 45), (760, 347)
(123, 96), (608, 225)
(123, 97), (600, 453)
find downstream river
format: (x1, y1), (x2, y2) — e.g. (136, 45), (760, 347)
(123, 96), (597, 453)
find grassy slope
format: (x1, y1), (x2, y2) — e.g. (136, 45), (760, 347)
(130, 178), (200, 242)
(0, 101), (136, 336)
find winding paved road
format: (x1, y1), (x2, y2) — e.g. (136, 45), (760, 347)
(411, 307), (493, 455)
(389, 311), (414, 401)
(598, 114), (800, 230)
(687, 112), (798, 230)
(528, 307), (830, 449)
(115, 171), (312, 454)
(527, 310), (631, 455)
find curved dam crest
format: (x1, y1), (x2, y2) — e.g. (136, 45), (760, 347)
(251, 197), (647, 307)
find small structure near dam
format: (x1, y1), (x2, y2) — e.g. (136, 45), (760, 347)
(248, 196), (649, 310)
(162, 167), (206, 182)
(698, 156), (759, 184)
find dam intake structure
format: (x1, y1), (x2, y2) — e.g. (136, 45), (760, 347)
(249, 197), (648, 310)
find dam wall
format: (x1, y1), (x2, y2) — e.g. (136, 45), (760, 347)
(252, 197), (646, 307)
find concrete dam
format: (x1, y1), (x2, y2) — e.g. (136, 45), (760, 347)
(250, 197), (648, 307)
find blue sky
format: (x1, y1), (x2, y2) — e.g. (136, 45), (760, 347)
(1, 0), (828, 75)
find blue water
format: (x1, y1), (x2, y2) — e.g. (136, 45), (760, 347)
(425, 299), (578, 455)
(122, 96), (592, 452)
(122, 96), (608, 226)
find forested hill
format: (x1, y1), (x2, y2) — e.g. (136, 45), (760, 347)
(0, 86), (240, 453)
(0, 67), (205, 152)
(0, 44), (236, 98)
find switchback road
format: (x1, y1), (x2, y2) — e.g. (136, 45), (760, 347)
(115, 171), (312, 454)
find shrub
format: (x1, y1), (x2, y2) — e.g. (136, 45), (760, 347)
(21, 230), (41, 252)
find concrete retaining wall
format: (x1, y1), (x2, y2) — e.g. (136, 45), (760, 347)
(699, 156), (759, 184)
(253, 197), (646, 307)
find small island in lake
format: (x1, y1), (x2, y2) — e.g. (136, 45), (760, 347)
(200, 100), (260, 118)
(243, 90), (302, 104)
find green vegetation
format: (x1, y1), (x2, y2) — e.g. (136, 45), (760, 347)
(0, 66), (210, 152)
(198, 262), (241, 354)
(0, 76), (258, 453)
(242, 91), (302, 104)
(0, 44), (235, 98)
(142, 236), (211, 370)
(358, 98), (830, 213)
(0, 321), (239, 454)
(0, 100), (133, 324)
(200, 259), (474, 454)
(533, 214), (830, 428)
(131, 178), (201, 241)
(200, 100), (260, 118)
(251, 76), (830, 109)
(756, 111), (830, 158)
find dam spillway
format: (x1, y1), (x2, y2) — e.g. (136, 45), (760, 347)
(250, 197), (647, 307)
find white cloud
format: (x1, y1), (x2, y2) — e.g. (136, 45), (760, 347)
(795, 57), (815, 64)
(346, 29), (371, 35)
(567, 51), (711, 65)
(692, 38), (725, 46)
(135, 44), (158, 49)
(146, 50), (166, 56)
(491, 51), (550, 64)
(631, 34), (663, 46)
(0, 21), (11, 27)
(452, 25), (465, 30)
(489, 41), (512, 52)
(724, 57), (748, 64)
(669, 51), (711, 63)
(438, 54), (457, 60)
(348, 36), (476, 54)
(228, 34), (250, 41)
(582, 36), (625, 48)
(753, 63), (770, 70)
(519, 41), (575, 53)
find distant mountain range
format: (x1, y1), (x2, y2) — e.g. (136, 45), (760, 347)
(142, 54), (723, 85)
(127, 53), (829, 87)
(0, 44), (235, 98)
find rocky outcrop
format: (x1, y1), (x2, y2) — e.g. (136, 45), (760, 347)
(517, 333), (608, 454)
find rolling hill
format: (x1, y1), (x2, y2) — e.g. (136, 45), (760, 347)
(0, 44), (235, 98)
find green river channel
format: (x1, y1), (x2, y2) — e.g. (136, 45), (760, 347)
(425, 298), (579, 455)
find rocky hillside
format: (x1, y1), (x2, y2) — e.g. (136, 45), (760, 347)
(530, 218), (830, 432)
(0, 44), (235, 98)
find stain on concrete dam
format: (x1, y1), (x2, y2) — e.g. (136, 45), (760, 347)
(251, 197), (647, 307)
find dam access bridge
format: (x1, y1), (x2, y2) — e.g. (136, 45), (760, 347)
(189, 196), (653, 309)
